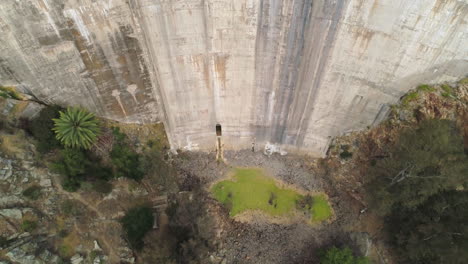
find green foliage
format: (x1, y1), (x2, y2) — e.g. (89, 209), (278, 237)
(52, 148), (113, 192)
(0, 86), (22, 100)
(319, 246), (369, 264)
(121, 206), (154, 250)
(51, 148), (88, 192)
(141, 141), (177, 191)
(458, 77), (468, 85)
(92, 180), (113, 194)
(0, 236), (9, 248)
(402, 91), (419, 106)
(21, 220), (38, 232)
(441, 84), (455, 98)
(365, 119), (467, 215)
(387, 191), (468, 264)
(22, 185), (42, 200)
(416, 84), (435, 92)
(28, 105), (63, 153)
(53, 107), (100, 149)
(339, 145), (353, 159)
(212, 168), (332, 222)
(110, 128), (144, 181)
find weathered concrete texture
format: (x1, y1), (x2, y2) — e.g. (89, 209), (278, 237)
(0, 0), (158, 123)
(0, 0), (467, 156)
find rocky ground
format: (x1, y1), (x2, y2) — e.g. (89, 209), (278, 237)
(0, 79), (466, 264)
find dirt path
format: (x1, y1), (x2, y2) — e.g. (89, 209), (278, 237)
(49, 173), (120, 263)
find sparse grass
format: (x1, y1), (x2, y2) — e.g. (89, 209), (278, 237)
(402, 91), (419, 106)
(21, 220), (38, 232)
(0, 132), (28, 157)
(58, 230), (80, 258)
(59, 244), (73, 258)
(458, 77), (468, 85)
(0, 86), (23, 100)
(211, 168), (332, 222)
(441, 84), (455, 98)
(416, 84), (435, 92)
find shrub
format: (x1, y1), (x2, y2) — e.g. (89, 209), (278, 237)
(110, 128), (144, 181)
(92, 180), (113, 194)
(21, 220), (38, 232)
(387, 190), (468, 264)
(51, 148), (88, 191)
(340, 150), (353, 159)
(319, 246), (369, 264)
(22, 185), (42, 200)
(339, 145), (353, 159)
(28, 105), (63, 153)
(365, 119), (467, 215)
(121, 206), (154, 250)
(0, 236), (8, 248)
(52, 147), (114, 192)
(53, 107), (100, 149)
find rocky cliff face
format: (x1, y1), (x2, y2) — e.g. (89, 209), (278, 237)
(0, 0), (467, 156)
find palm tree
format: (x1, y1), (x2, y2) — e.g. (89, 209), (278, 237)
(53, 107), (100, 149)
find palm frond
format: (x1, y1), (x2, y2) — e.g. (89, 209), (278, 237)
(53, 107), (100, 149)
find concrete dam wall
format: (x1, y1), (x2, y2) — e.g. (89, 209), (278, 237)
(0, 0), (467, 156)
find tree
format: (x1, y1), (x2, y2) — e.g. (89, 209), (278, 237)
(387, 190), (468, 264)
(121, 206), (154, 250)
(319, 246), (369, 264)
(365, 119), (467, 215)
(53, 107), (100, 149)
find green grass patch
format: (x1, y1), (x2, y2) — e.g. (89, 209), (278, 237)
(416, 84), (435, 92)
(402, 91), (419, 106)
(441, 84), (455, 98)
(310, 195), (332, 222)
(211, 168), (332, 223)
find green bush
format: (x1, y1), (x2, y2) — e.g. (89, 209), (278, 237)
(339, 145), (353, 159)
(0, 236), (8, 248)
(51, 148), (113, 192)
(51, 148), (88, 192)
(21, 220), (38, 232)
(92, 180), (113, 194)
(365, 119), (467, 215)
(110, 128), (144, 181)
(121, 206), (154, 250)
(22, 185), (42, 200)
(319, 246), (369, 264)
(28, 105), (63, 153)
(387, 191), (468, 264)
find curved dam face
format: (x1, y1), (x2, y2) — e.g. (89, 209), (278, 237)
(0, 0), (467, 156)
